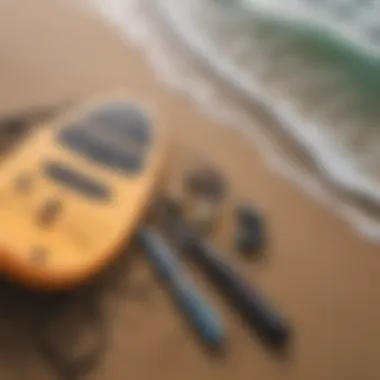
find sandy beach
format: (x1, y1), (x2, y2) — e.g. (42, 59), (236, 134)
(0, 1), (380, 379)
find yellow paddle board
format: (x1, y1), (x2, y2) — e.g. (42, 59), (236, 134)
(0, 96), (166, 290)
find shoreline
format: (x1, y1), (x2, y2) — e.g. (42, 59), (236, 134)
(87, 0), (380, 241)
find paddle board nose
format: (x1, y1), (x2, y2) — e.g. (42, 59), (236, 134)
(0, 95), (167, 291)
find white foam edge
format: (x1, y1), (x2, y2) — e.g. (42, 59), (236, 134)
(83, 0), (380, 241)
(152, 0), (380, 211)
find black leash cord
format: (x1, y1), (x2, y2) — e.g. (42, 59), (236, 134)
(32, 293), (107, 380)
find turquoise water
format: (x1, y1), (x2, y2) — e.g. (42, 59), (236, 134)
(87, 0), (380, 241)
(242, 0), (380, 56)
(242, 0), (380, 97)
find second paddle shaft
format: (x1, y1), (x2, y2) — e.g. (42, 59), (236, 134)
(188, 239), (289, 345)
(162, 212), (290, 346)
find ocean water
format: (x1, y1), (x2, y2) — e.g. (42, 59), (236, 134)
(241, 0), (380, 56)
(84, 0), (380, 241)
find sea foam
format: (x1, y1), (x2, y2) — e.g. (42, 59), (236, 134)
(84, 0), (380, 241)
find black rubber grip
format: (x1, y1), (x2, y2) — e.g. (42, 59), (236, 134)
(58, 127), (142, 174)
(86, 102), (151, 145)
(187, 239), (289, 346)
(43, 161), (111, 201)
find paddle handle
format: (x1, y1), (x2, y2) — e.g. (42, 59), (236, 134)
(138, 227), (225, 348)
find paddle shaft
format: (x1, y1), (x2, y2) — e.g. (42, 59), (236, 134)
(137, 227), (225, 349)
(162, 215), (290, 346)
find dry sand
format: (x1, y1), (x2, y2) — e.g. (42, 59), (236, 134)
(0, 1), (379, 380)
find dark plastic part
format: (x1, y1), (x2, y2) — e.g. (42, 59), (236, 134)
(185, 168), (226, 201)
(43, 161), (111, 201)
(86, 102), (151, 145)
(58, 127), (142, 174)
(37, 198), (63, 227)
(235, 204), (266, 256)
(236, 205), (263, 227)
(236, 229), (264, 255)
(162, 197), (182, 218)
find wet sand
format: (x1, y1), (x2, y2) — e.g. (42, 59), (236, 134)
(0, 1), (380, 380)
